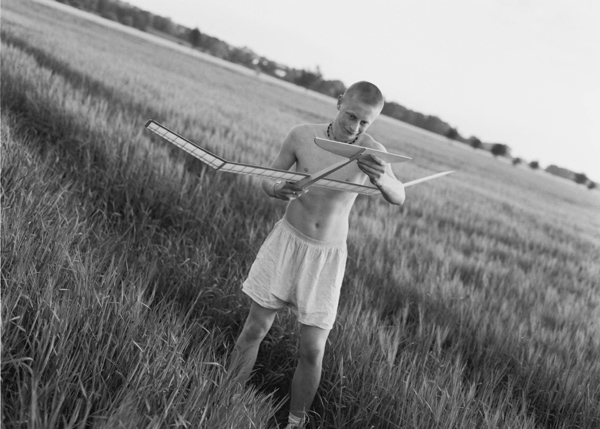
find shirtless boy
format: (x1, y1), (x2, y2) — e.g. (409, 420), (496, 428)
(228, 81), (405, 428)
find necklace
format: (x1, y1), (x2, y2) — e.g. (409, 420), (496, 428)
(327, 123), (359, 144)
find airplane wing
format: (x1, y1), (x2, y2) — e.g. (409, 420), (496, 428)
(145, 120), (453, 194)
(145, 120), (308, 182)
(314, 137), (412, 163)
(314, 137), (453, 188)
(144, 120), (381, 194)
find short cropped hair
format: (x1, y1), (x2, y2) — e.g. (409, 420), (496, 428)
(344, 81), (384, 108)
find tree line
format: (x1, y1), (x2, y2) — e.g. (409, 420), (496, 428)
(55, 0), (596, 189)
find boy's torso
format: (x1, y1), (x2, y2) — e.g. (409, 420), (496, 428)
(284, 123), (375, 242)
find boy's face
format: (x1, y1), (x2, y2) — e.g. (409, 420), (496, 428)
(335, 95), (382, 141)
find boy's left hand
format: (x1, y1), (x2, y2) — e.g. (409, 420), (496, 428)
(357, 154), (387, 186)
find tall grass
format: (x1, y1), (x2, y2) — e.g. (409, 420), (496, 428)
(0, 78), (283, 427)
(2, 0), (599, 427)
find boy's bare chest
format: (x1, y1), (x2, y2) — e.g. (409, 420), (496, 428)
(295, 138), (365, 184)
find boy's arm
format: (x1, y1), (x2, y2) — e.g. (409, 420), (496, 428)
(262, 127), (307, 200)
(357, 146), (406, 205)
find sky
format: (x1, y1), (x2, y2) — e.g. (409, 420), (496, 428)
(128, 0), (599, 181)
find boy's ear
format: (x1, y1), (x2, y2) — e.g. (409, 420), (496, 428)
(337, 95), (343, 109)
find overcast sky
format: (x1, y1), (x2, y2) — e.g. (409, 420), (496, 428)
(128, 0), (599, 181)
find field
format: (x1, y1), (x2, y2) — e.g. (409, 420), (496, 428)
(2, 0), (600, 427)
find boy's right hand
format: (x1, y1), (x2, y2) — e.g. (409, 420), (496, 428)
(272, 180), (308, 200)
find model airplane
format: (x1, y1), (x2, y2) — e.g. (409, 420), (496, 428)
(145, 120), (454, 195)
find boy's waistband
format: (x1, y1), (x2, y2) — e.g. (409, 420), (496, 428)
(279, 217), (347, 248)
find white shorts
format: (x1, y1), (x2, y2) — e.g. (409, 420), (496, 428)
(242, 218), (347, 330)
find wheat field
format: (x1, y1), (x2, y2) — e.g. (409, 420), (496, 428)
(2, 0), (600, 428)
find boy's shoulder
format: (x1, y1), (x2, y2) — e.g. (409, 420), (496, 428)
(289, 123), (324, 135)
(286, 123), (325, 143)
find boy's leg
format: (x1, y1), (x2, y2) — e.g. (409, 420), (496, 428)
(289, 324), (330, 420)
(228, 301), (278, 386)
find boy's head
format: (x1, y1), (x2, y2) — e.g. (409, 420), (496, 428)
(340, 81), (385, 112)
(334, 81), (384, 141)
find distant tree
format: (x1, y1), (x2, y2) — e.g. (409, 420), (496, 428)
(104, 10), (118, 21)
(445, 127), (458, 140)
(423, 115), (448, 135)
(408, 111), (426, 128)
(172, 24), (189, 41)
(123, 15), (134, 26)
(73, 0), (99, 9)
(468, 136), (481, 149)
(529, 160), (539, 170)
(201, 35), (228, 58)
(65, 0), (84, 7)
(214, 41), (230, 58)
(189, 27), (201, 47)
(329, 80), (347, 97)
(491, 143), (508, 157)
(152, 15), (174, 34)
(381, 102), (456, 140)
(229, 47), (255, 68)
(382, 101), (408, 121)
(295, 69), (322, 89)
(132, 10), (151, 31)
(512, 157), (522, 166)
(588, 182), (597, 190)
(574, 172), (588, 185)
(312, 79), (346, 98)
(115, 5), (128, 23)
(256, 58), (278, 75)
(96, 0), (111, 16)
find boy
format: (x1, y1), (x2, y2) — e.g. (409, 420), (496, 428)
(228, 81), (404, 428)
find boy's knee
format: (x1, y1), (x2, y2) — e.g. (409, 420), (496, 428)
(240, 318), (271, 343)
(299, 341), (325, 365)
